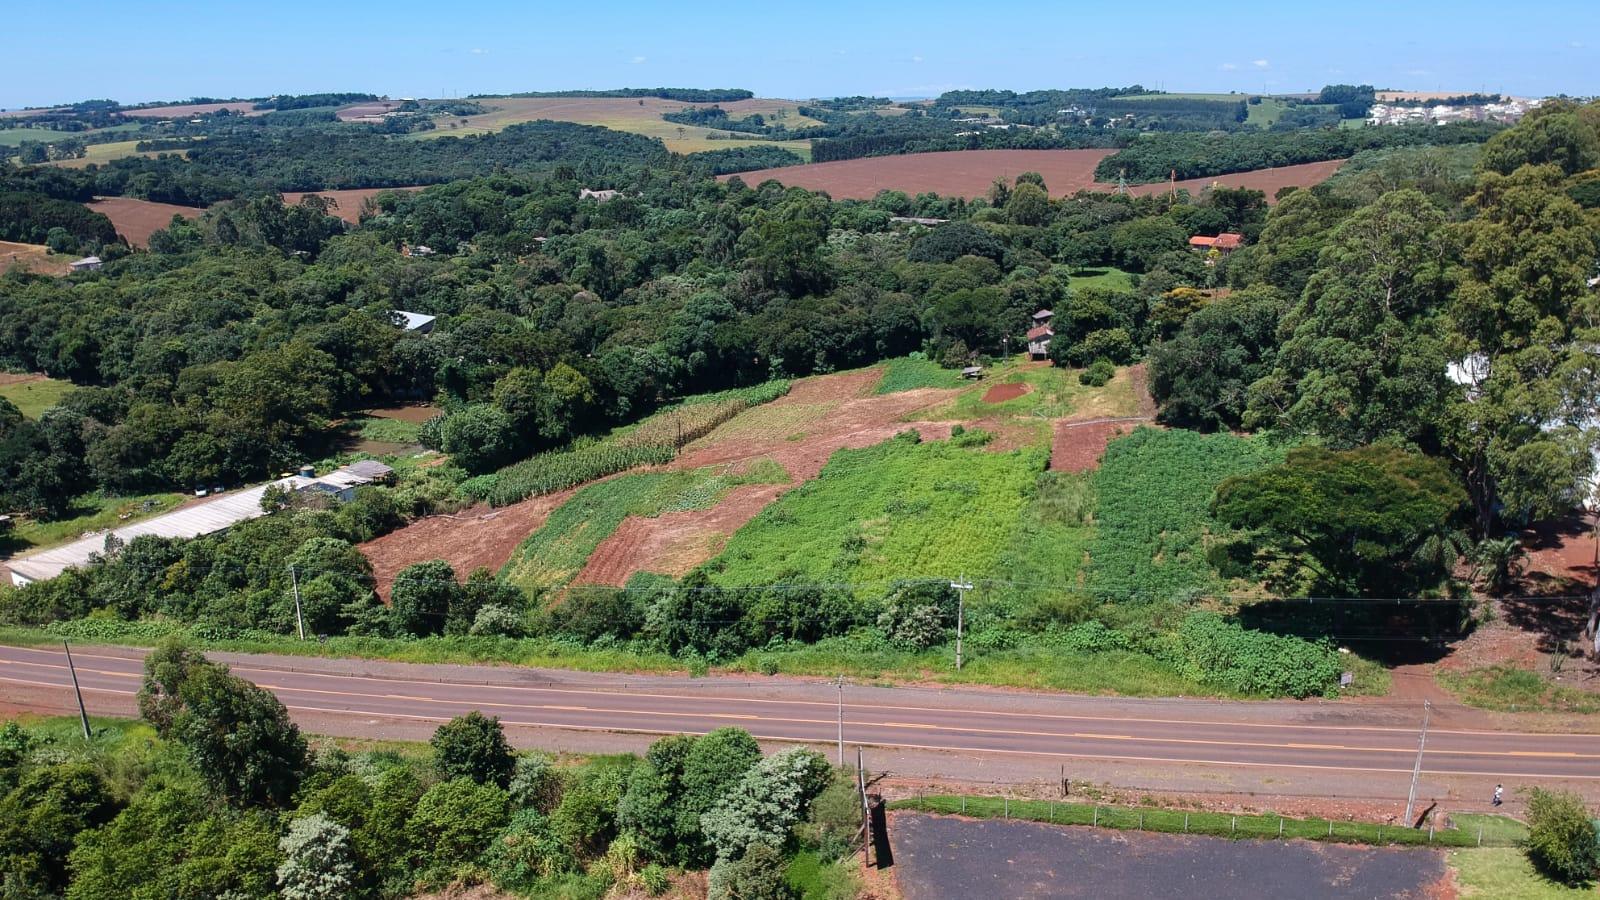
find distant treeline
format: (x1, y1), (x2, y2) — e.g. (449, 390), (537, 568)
(476, 88), (755, 102)
(1098, 122), (1505, 182)
(0, 191), (118, 250)
(252, 92), (380, 111)
(685, 146), (807, 175)
(2, 121), (670, 205)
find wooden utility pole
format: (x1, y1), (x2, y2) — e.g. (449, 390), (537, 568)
(63, 641), (91, 740)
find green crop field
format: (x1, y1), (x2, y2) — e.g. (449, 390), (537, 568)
(1087, 428), (1281, 603)
(875, 356), (967, 394)
(703, 433), (1047, 591)
(502, 463), (788, 595)
(0, 376), (74, 418)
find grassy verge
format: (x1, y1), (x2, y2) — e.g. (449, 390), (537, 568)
(1451, 848), (1595, 898)
(1439, 666), (1600, 714)
(894, 794), (1515, 849)
(1451, 813), (1530, 844)
(1066, 267), (1135, 292)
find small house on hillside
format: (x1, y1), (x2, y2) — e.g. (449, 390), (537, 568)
(69, 256), (102, 272)
(1188, 233), (1244, 254)
(579, 188), (621, 202)
(1026, 324), (1054, 359)
(390, 310), (437, 334)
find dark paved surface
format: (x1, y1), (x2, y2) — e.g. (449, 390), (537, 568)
(4, 643), (1600, 802)
(891, 814), (1448, 899)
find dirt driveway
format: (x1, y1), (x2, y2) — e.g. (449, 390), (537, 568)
(891, 814), (1449, 900)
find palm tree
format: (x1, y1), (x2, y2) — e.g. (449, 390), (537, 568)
(1472, 536), (1527, 595)
(1412, 527), (1471, 578)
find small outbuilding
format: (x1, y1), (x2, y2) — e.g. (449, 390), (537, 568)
(69, 256), (102, 272)
(390, 310), (437, 334)
(961, 366), (983, 379)
(1188, 233), (1244, 254)
(1026, 324), (1054, 359)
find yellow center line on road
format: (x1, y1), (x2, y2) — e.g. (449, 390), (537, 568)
(6, 670), (1598, 779)
(249, 679), (1600, 762)
(2, 650), (1595, 741)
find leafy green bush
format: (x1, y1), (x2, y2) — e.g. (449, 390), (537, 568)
(1524, 787), (1599, 885)
(1079, 359), (1115, 386)
(1158, 612), (1342, 698)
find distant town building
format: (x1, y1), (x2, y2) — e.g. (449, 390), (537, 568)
(889, 216), (950, 226)
(1366, 97), (1542, 127)
(1188, 233), (1244, 253)
(579, 188), (622, 202)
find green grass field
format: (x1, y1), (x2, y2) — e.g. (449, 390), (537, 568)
(935, 360), (1140, 422)
(704, 433), (1046, 592)
(1245, 98), (1291, 127)
(1, 492), (186, 556)
(0, 376), (74, 418)
(1451, 848), (1595, 898)
(1067, 267), (1135, 292)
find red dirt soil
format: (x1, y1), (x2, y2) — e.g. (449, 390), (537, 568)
(363, 404), (441, 424)
(87, 197), (201, 247)
(570, 369), (963, 587)
(1048, 362), (1158, 473)
(360, 489), (576, 598)
(722, 149), (1344, 202)
(980, 382), (1029, 404)
(282, 187), (425, 224)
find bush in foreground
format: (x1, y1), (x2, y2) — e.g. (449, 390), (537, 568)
(1524, 787), (1598, 885)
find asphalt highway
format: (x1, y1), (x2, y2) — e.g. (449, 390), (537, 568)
(4, 643), (1598, 790)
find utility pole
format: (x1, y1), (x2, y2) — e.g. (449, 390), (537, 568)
(835, 676), (846, 766)
(1404, 700), (1431, 825)
(62, 641), (90, 740)
(289, 565), (306, 640)
(950, 576), (972, 670)
(856, 747), (871, 867)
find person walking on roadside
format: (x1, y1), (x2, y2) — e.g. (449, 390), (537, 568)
(1493, 784), (1503, 807)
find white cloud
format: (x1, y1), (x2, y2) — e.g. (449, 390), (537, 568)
(1219, 62), (1238, 71)
(470, 48), (489, 55)
(1571, 40), (1585, 48)
(631, 55), (647, 64)
(1252, 59), (1270, 68)
(911, 55), (924, 63)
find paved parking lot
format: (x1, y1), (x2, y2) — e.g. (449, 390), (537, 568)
(892, 814), (1448, 899)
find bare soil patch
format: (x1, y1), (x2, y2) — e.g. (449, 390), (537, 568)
(981, 382), (1029, 404)
(722, 149), (1344, 202)
(363, 403), (440, 424)
(0, 241), (68, 276)
(336, 100), (407, 121)
(359, 490), (575, 598)
(87, 196), (201, 247)
(1049, 419), (1144, 473)
(570, 369), (962, 586)
(0, 372), (46, 386)
(282, 187), (425, 224)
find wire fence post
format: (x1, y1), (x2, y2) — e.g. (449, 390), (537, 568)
(1184, 813), (1189, 833)
(1477, 825), (1483, 847)
(961, 796), (966, 815)
(1049, 801), (1054, 822)
(1093, 807), (1098, 827)
(1328, 820), (1334, 837)
(1231, 816), (1236, 835)
(1138, 811), (1144, 831)
(1004, 797), (1009, 819)
(1278, 817), (1284, 838)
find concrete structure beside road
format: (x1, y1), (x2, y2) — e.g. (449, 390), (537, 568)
(4, 460), (394, 587)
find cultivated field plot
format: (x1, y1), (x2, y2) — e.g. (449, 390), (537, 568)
(0, 241), (70, 276)
(282, 187), (425, 224)
(86, 197), (202, 247)
(723, 149), (1345, 200)
(118, 102), (264, 118)
(336, 100), (407, 121)
(891, 814), (1449, 900)
(415, 96), (817, 155)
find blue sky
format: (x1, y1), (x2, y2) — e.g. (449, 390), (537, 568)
(5, 0), (1596, 109)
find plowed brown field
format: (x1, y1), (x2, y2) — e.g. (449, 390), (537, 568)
(1048, 363), (1156, 473)
(87, 197), (201, 247)
(281, 187), (425, 223)
(119, 102), (264, 118)
(360, 489), (576, 598)
(722, 150), (1344, 201)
